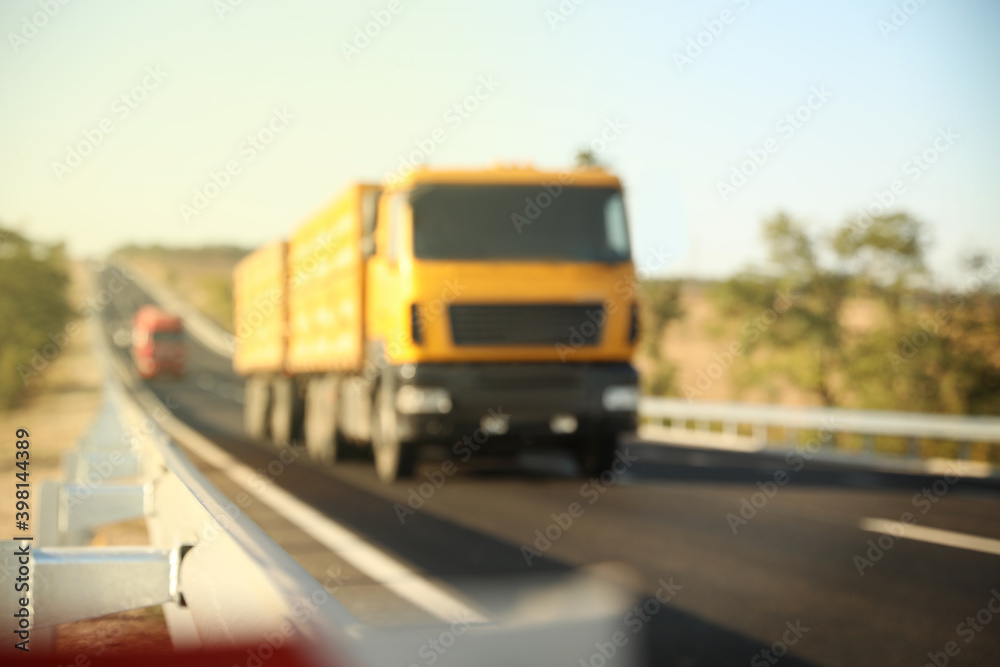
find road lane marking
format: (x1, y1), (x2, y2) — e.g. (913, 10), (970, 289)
(860, 517), (1000, 557)
(159, 408), (489, 625)
(105, 290), (487, 626)
(105, 328), (488, 626)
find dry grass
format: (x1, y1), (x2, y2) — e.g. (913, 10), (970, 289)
(659, 283), (815, 405)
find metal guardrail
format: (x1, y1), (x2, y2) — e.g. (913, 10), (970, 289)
(1, 329), (366, 661)
(1, 315), (634, 663)
(639, 397), (1000, 467)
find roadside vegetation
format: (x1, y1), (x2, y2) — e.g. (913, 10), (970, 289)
(639, 212), (1000, 415)
(0, 226), (74, 409)
(112, 244), (249, 332)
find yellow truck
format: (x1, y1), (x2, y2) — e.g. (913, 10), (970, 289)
(233, 165), (639, 482)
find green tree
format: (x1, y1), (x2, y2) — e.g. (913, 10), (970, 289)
(711, 209), (999, 414)
(832, 212), (935, 410)
(884, 254), (1000, 415)
(832, 212), (927, 316)
(574, 148), (599, 168)
(0, 226), (73, 408)
(637, 279), (683, 395)
(710, 213), (851, 406)
(201, 274), (234, 332)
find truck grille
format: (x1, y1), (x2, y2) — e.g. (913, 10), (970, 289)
(449, 304), (605, 346)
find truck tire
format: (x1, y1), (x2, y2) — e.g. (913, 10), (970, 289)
(270, 376), (303, 446)
(244, 376), (270, 440)
(371, 386), (416, 483)
(305, 376), (339, 465)
(576, 435), (619, 478)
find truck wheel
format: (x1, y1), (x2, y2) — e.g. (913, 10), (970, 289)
(244, 376), (270, 440)
(270, 376), (303, 446)
(305, 377), (339, 465)
(576, 435), (619, 478)
(371, 387), (416, 483)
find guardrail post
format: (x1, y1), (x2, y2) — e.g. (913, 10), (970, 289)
(861, 434), (875, 456)
(908, 437), (921, 459)
(0, 539), (181, 648)
(37, 481), (150, 548)
(68, 451), (140, 485)
(37, 480), (62, 547)
(31, 545), (179, 628)
(62, 484), (149, 535)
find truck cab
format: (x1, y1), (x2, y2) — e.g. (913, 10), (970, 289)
(360, 166), (639, 479)
(132, 305), (186, 379)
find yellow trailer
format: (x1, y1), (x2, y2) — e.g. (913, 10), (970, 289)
(235, 165), (640, 483)
(233, 241), (287, 438)
(287, 184), (378, 375)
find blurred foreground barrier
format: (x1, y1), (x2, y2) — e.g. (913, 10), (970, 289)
(1, 319), (635, 664)
(639, 397), (1000, 472)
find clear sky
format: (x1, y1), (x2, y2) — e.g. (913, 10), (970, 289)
(1, 0), (997, 283)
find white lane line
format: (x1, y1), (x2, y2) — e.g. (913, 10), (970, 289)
(223, 456), (489, 624)
(160, 410), (489, 625)
(860, 518), (1000, 557)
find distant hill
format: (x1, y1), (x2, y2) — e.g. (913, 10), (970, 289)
(112, 244), (250, 333)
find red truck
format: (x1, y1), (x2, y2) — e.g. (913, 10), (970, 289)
(132, 305), (186, 379)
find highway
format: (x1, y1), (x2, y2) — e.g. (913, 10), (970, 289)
(99, 266), (1000, 667)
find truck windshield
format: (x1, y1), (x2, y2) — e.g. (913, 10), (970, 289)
(409, 184), (631, 262)
(151, 330), (184, 343)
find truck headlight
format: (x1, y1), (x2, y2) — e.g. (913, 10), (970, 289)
(396, 386), (453, 414)
(602, 386), (638, 411)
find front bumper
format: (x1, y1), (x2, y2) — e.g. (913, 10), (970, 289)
(137, 357), (185, 378)
(386, 362), (637, 445)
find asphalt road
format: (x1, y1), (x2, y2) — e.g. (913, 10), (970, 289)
(98, 266), (1000, 667)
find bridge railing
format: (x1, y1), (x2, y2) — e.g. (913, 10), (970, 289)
(639, 397), (1000, 470)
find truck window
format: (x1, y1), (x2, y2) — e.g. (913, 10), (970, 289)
(151, 330), (184, 343)
(409, 185), (631, 263)
(360, 188), (381, 257)
(604, 193), (630, 258)
(388, 194), (406, 264)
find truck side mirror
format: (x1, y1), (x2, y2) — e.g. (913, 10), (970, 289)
(360, 188), (381, 259)
(361, 236), (376, 258)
